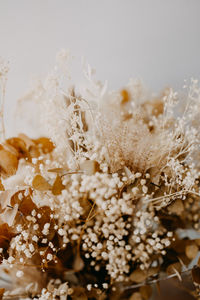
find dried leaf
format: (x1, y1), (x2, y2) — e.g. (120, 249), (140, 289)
(29, 145), (40, 158)
(32, 175), (51, 191)
(0, 149), (18, 175)
(121, 89), (130, 104)
(18, 194), (37, 216)
(18, 133), (35, 149)
(6, 137), (28, 158)
(34, 137), (54, 154)
(130, 267), (158, 283)
(52, 175), (64, 195)
(185, 243), (199, 260)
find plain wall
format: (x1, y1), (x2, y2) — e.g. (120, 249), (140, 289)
(0, 0), (200, 136)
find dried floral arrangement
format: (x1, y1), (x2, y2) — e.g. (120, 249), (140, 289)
(0, 52), (200, 300)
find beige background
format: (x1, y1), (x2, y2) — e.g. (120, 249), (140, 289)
(0, 0), (200, 136)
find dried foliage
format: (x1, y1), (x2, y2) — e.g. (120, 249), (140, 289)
(0, 53), (200, 299)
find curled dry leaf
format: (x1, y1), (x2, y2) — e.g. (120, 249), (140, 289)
(32, 175), (51, 191)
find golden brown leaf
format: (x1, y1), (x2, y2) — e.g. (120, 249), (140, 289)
(18, 194), (37, 216)
(121, 89), (130, 104)
(32, 175), (51, 191)
(52, 175), (65, 195)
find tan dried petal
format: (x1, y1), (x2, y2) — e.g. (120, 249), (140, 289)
(32, 175), (51, 191)
(73, 253), (84, 272)
(185, 243), (199, 260)
(167, 199), (184, 215)
(80, 160), (99, 175)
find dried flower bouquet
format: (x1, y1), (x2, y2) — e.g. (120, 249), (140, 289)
(0, 52), (200, 299)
